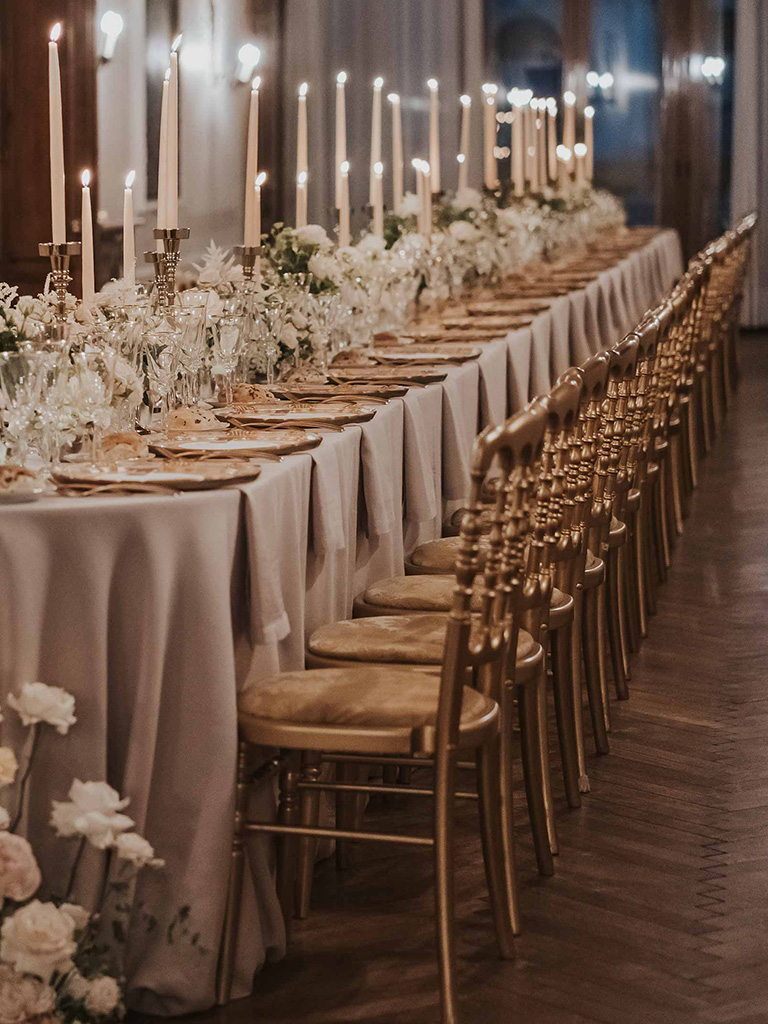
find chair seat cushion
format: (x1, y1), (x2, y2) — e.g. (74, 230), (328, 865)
(308, 613), (536, 665)
(363, 574), (475, 612)
(409, 536), (488, 574)
(238, 665), (496, 732)
(609, 516), (627, 548)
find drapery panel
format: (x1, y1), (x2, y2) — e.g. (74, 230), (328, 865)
(281, 0), (485, 232)
(731, 0), (768, 326)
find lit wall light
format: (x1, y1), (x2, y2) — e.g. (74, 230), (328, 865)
(236, 42), (261, 83)
(99, 9), (124, 62)
(701, 55), (726, 84)
(598, 72), (614, 90)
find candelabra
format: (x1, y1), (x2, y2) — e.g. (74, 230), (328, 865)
(234, 245), (262, 284)
(143, 227), (190, 308)
(38, 241), (81, 330)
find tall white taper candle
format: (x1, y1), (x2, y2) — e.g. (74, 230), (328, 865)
(48, 24), (66, 244)
(370, 77), (383, 206)
(335, 72), (347, 209)
(123, 170), (135, 286)
(427, 78), (441, 194)
(389, 93), (404, 213)
(244, 77), (260, 246)
(80, 170), (95, 305)
(458, 95), (471, 190)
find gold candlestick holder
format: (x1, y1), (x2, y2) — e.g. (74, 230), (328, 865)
(144, 227), (190, 308)
(38, 241), (81, 327)
(234, 245), (262, 283)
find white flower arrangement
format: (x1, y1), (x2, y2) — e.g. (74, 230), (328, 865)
(0, 680), (195, 1024)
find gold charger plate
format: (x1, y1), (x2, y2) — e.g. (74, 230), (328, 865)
(329, 365), (448, 385)
(270, 383), (408, 400)
(218, 401), (378, 428)
(441, 314), (532, 331)
(466, 298), (552, 315)
(52, 459), (261, 495)
(148, 428), (323, 459)
(372, 347), (482, 365)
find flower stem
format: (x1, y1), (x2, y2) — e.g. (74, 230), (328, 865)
(64, 836), (87, 901)
(10, 724), (39, 833)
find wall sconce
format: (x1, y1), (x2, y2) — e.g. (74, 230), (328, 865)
(586, 70), (615, 97)
(236, 42), (261, 84)
(99, 10), (124, 62)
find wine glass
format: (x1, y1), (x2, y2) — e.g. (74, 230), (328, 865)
(209, 314), (247, 405)
(0, 351), (46, 464)
(71, 349), (117, 459)
(142, 315), (183, 428)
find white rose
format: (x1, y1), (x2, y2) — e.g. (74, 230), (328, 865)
(307, 254), (339, 284)
(59, 810), (134, 851)
(452, 186), (484, 211)
(115, 833), (164, 869)
(8, 682), (76, 735)
(280, 324), (299, 350)
(0, 901), (76, 980)
(448, 220), (481, 243)
(0, 753), (17, 790)
(50, 780), (133, 850)
(84, 975), (121, 1016)
(397, 193), (421, 217)
(0, 964), (55, 1024)
(67, 781), (128, 816)
(59, 904), (90, 932)
(0, 834), (41, 902)
(356, 234), (387, 255)
(294, 224), (328, 247)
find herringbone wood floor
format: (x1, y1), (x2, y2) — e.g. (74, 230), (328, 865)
(165, 333), (768, 1024)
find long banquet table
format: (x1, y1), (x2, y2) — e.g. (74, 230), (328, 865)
(0, 228), (683, 1014)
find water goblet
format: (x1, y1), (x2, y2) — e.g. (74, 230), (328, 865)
(209, 314), (247, 405)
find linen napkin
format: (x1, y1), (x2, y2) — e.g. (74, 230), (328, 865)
(506, 327), (532, 412)
(402, 387), (441, 524)
(358, 401), (402, 538)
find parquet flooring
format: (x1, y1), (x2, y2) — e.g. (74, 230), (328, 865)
(165, 333), (768, 1024)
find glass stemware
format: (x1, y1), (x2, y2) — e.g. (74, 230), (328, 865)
(209, 314), (247, 405)
(0, 351), (46, 464)
(142, 314), (183, 428)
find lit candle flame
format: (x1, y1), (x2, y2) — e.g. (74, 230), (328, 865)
(164, 68), (170, 82)
(255, 171), (267, 187)
(50, 23), (62, 43)
(81, 169), (91, 188)
(171, 34), (183, 53)
(427, 78), (438, 91)
(336, 71), (347, 85)
(574, 143), (587, 157)
(340, 160), (350, 175)
(374, 161), (383, 176)
(482, 83), (497, 95)
(252, 76), (261, 91)
(564, 90), (576, 106)
(387, 92), (399, 104)
(374, 76), (384, 88)
(297, 171), (307, 186)
(299, 82), (308, 97)
(457, 154), (466, 164)
(125, 170), (136, 189)
(460, 95), (471, 107)
(556, 145), (572, 161)
(584, 105), (595, 119)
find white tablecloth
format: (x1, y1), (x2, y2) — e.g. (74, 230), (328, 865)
(0, 228), (684, 1014)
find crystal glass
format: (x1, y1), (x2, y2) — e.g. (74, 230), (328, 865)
(209, 314), (247, 405)
(0, 351), (46, 464)
(142, 314), (184, 428)
(70, 348), (117, 459)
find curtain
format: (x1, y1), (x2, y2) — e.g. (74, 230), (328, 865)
(731, 0), (768, 326)
(282, 0), (485, 233)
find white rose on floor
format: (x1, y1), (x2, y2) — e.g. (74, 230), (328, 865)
(0, 964), (55, 1024)
(0, 752), (17, 790)
(115, 833), (164, 869)
(8, 682), (76, 735)
(59, 903), (90, 932)
(0, 834), (41, 902)
(0, 901), (76, 980)
(294, 224), (328, 247)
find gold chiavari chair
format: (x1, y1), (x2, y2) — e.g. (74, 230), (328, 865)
(217, 406), (548, 1023)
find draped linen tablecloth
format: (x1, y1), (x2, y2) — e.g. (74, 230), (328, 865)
(0, 228), (683, 1014)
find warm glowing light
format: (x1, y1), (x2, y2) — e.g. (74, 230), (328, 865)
(299, 82), (308, 97)
(125, 170), (135, 189)
(460, 94), (471, 107)
(238, 43), (260, 67)
(255, 171), (267, 187)
(556, 145), (572, 161)
(422, 161), (431, 174)
(374, 76), (384, 88)
(586, 71), (600, 88)
(388, 92), (399, 104)
(574, 143), (587, 157)
(584, 105), (595, 119)
(482, 83), (497, 95)
(50, 23), (62, 42)
(297, 171), (307, 185)
(457, 153), (466, 164)
(100, 10), (123, 37)
(252, 76), (261, 91)
(81, 169), (91, 188)
(563, 90), (576, 106)
(337, 71), (347, 84)
(171, 34), (182, 52)
(340, 160), (350, 175)
(547, 97), (558, 112)
(427, 78), (438, 91)
(164, 68), (170, 81)
(598, 72), (614, 89)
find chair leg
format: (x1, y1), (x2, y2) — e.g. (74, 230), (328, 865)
(570, 588), (590, 793)
(700, 370), (714, 454)
(476, 735), (518, 952)
(644, 492), (660, 612)
(678, 399), (694, 512)
(634, 500), (649, 638)
(433, 747), (460, 1024)
(596, 585), (612, 734)
(615, 544), (633, 677)
(606, 550), (629, 701)
(499, 688), (523, 934)
(660, 456), (677, 557)
(335, 761), (353, 870)
(536, 663), (558, 857)
(582, 588), (611, 755)
(276, 754), (302, 936)
(216, 741), (250, 1005)
(623, 518), (642, 650)
(652, 471), (670, 579)
(516, 680), (555, 876)
(295, 751), (322, 920)
(550, 623), (581, 809)
(669, 435), (685, 537)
